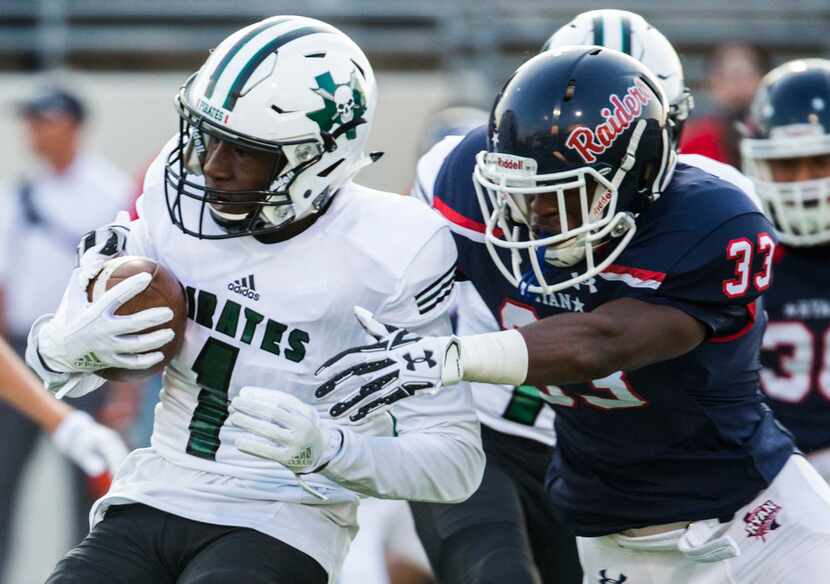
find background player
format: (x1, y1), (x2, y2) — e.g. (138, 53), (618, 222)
(25, 16), (484, 584)
(741, 59), (830, 479)
(317, 47), (830, 583)
(407, 9), (757, 584)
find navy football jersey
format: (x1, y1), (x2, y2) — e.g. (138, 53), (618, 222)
(760, 245), (830, 454)
(432, 127), (795, 536)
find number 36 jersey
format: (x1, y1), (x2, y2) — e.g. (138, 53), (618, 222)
(92, 139), (479, 576)
(760, 245), (830, 454)
(433, 127), (795, 536)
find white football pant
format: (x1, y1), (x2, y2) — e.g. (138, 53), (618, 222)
(577, 455), (830, 584)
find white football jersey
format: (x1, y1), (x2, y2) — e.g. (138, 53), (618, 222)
(411, 137), (762, 448)
(92, 140), (482, 579)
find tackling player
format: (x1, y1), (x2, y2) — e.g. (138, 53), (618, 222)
(317, 47), (830, 583)
(407, 10), (757, 584)
(25, 16), (484, 584)
(741, 59), (830, 479)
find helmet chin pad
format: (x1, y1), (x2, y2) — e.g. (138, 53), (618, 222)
(209, 205), (252, 222)
(544, 239), (588, 267)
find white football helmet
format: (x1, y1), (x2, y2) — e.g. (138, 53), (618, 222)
(165, 16), (378, 238)
(543, 9), (693, 149)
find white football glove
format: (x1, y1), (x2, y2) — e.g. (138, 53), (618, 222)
(37, 267), (174, 376)
(314, 306), (462, 422)
(50, 410), (129, 476)
(229, 387), (343, 475)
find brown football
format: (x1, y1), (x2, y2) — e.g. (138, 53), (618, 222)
(86, 256), (187, 382)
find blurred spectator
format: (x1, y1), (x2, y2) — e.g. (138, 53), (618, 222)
(680, 43), (768, 166)
(0, 84), (133, 581)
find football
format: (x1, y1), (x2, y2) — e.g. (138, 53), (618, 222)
(86, 256), (187, 382)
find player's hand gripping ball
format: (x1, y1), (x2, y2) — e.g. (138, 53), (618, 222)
(86, 256), (187, 382)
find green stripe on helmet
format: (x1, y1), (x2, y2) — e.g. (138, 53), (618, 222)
(222, 25), (333, 111)
(592, 15), (604, 47)
(205, 16), (293, 100)
(621, 16), (632, 55)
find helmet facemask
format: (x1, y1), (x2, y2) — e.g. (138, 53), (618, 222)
(161, 16), (378, 240)
(475, 47), (674, 295)
(667, 88), (694, 149)
(473, 135), (642, 296)
(165, 86), (327, 240)
(742, 131), (830, 246)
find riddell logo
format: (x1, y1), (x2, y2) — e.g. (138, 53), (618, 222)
(496, 157), (524, 170)
(590, 188), (613, 218)
(743, 499), (782, 542)
(228, 275), (260, 301)
(565, 78), (653, 163)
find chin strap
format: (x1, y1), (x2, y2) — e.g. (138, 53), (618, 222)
(518, 245), (554, 297)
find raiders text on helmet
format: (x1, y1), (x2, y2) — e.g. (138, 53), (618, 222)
(473, 46), (675, 295)
(543, 9), (694, 149)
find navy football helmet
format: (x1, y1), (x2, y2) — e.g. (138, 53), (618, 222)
(473, 46), (675, 294)
(741, 59), (830, 246)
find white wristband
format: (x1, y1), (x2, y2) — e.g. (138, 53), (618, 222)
(459, 329), (529, 386)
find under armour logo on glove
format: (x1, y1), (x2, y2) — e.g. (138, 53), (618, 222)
(314, 306), (463, 422)
(402, 351), (436, 371)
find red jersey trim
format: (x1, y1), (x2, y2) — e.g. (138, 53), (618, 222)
(599, 264), (667, 289)
(433, 195), (504, 238)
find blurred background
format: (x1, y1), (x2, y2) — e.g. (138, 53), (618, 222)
(0, 1), (829, 583)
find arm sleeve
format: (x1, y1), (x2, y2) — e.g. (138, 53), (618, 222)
(375, 225), (458, 328)
(640, 212), (776, 337)
(320, 313), (485, 503)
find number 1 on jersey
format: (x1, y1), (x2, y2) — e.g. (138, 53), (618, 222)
(186, 337), (239, 460)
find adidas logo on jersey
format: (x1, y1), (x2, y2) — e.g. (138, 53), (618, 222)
(227, 275), (260, 301)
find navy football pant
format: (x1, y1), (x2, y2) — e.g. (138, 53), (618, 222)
(410, 425), (582, 584)
(45, 504), (327, 584)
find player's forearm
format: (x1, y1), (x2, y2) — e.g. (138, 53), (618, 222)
(321, 421), (485, 503)
(0, 337), (71, 432)
(460, 299), (706, 388)
(457, 312), (625, 387)
(519, 311), (632, 386)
